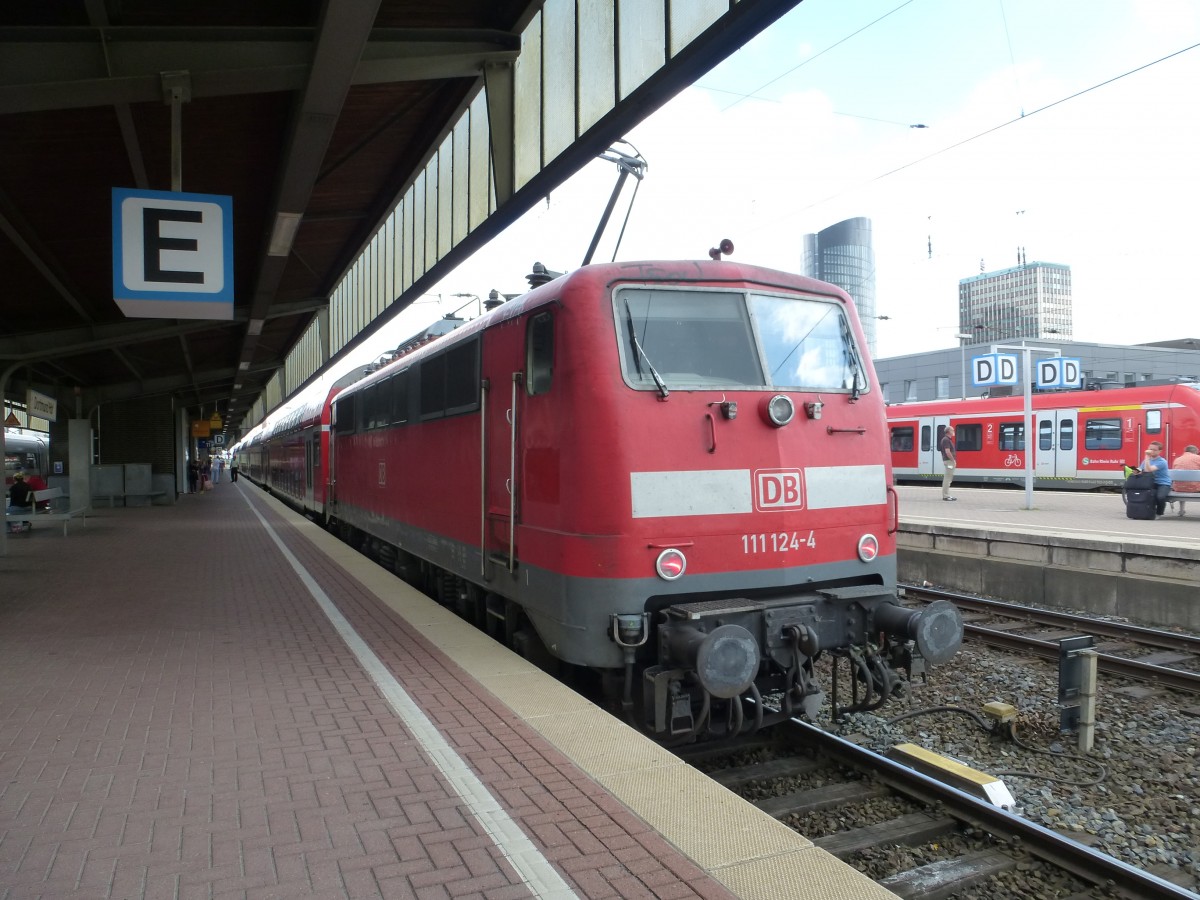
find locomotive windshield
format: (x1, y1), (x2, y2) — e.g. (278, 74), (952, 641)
(615, 286), (865, 393)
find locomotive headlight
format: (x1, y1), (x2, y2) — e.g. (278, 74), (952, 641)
(857, 534), (880, 562)
(763, 394), (795, 427)
(655, 548), (687, 580)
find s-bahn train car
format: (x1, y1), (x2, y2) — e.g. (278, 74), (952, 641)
(4, 429), (50, 489)
(298, 258), (962, 741)
(887, 382), (1200, 490)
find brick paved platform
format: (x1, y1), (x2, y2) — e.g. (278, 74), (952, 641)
(0, 482), (882, 900)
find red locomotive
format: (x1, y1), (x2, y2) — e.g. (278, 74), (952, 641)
(888, 383), (1200, 490)
(236, 259), (962, 740)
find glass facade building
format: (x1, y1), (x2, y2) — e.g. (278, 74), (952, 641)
(801, 217), (877, 355)
(959, 261), (1072, 343)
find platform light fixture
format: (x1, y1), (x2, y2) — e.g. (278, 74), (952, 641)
(267, 212), (303, 257)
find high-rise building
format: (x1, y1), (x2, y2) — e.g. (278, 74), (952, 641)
(959, 261), (1072, 343)
(801, 217), (878, 355)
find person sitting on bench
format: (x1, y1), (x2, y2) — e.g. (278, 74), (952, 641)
(6, 470), (34, 532)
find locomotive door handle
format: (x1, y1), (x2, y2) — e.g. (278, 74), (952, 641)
(705, 412), (716, 453)
(886, 485), (899, 535)
(505, 478), (512, 495)
(505, 408), (513, 425)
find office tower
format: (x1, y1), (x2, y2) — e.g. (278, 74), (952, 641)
(801, 217), (878, 355)
(959, 261), (1072, 342)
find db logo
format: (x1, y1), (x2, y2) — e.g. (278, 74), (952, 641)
(755, 469), (804, 511)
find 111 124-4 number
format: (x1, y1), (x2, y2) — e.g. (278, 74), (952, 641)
(741, 531), (816, 554)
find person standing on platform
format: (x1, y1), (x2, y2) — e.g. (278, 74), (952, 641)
(212, 456), (222, 484)
(200, 457), (212, 492)
(1139, 440), (1171, 516)
(1171, 444), (1200, 492)
(230, 460), (239, 482)
(940, 425), (958, 501)
(187, 458), (199, 494)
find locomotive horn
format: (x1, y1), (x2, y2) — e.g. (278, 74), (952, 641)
(873, 599), (963, 666)
(707, 239), (735, 260)
(666, 623), (759, 698)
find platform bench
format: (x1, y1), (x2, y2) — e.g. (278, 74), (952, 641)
(4, 488), (89, 536)
(1166, 469), (1200, 516)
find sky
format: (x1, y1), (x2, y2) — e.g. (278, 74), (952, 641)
(317, 0), (1200, 397)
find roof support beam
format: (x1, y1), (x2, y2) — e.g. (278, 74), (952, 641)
(0, 29), (520, 114)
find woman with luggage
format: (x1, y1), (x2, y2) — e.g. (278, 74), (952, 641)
(1139, 441), (1172, 517)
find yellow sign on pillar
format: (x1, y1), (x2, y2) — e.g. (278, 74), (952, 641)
(192, 420), (211, 438)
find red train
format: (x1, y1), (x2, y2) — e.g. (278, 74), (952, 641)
(887, 383), (1200, 490)
(235, 259), (962, 740)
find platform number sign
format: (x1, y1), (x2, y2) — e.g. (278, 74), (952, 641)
(112, 187), (234, 320)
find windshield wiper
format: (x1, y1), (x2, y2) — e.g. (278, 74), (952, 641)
(840, 316), (863, 402)
(624, 300), (670, 399)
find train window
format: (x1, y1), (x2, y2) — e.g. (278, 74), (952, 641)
(390, 370), (410, 425)
(751, 294), (862, 391)
(1146, 410), (1162, 433)
(419, 354), (447, 419)
(615, 287), (764, 389)
(920, 425), (931, 452)
(1039, 420), (1053, 451)
(444, 340), (480, 414)
(955, 423), (982, 452)
(369, 383), (389, 429)
(418, 338), (480, 420)
(1059, 420), (1074, 451)
(526, 312), (554, 396)
(890, 427), (914, 452)
(1084, 417), (1122, 450)
(998, 422), (1025, 451)
(333, 395), (356, 434)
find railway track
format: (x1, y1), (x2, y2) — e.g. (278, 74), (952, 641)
(679, 723), (1199, 899)
(901, 584), (1200, 695)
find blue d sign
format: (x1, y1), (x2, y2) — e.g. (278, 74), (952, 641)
(112, 187), (234, 320)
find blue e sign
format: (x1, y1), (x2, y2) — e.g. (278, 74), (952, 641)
(112, 187), (234, 320)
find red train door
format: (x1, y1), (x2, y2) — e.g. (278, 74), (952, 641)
(481, 318), (524, 573)
(929, 417), (951, 476)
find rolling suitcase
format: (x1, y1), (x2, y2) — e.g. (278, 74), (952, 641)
(1123, 472), (1157, 520)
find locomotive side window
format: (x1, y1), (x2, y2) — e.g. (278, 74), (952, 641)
(526, 312), (554, 396)
(420, 354), (447, 419)
(390, 370), (410, 425)
(444, 339), (480, 414)
(955, 423), (982, 452)
(369, 382), (389, 429)
(1084, 417), (1122, 450)
(418, 338), (480, 420)
(334, 395), (356, 434)
(890, 427), (914, 452)
(998, 422), (1025, 451)
(1146, 410), (1162, 433)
